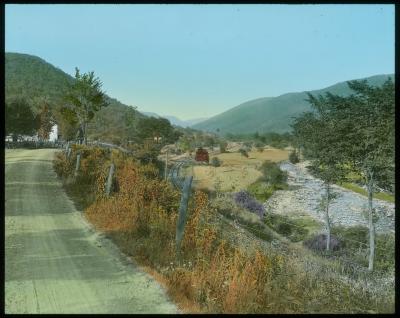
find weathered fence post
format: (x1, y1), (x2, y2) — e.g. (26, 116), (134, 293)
(74, 152), (81, 177)
(176, 175), (193, 258)
(65, 142), (69, 157)
(67, 147), (72, 160)
(164, 149), (169, 180)
(105, 163), (115, 196)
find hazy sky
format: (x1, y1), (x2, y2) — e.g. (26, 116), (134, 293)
(5, 4), (394, 120)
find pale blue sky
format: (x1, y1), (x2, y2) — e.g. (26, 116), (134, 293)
(5, 4), (394, 120)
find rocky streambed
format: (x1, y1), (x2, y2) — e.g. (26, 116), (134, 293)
(263, 161), (395, 234)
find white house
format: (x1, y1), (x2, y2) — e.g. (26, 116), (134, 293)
(49, 124), (58, 142)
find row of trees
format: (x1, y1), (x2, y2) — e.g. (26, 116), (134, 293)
(5, 98), (55, 141)
(292, 78), (394, 271)
(224, 131), (293, 149)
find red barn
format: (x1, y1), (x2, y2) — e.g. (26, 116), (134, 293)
(195, 147), (209, 163)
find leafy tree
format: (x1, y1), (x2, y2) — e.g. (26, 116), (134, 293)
(293, 78), (394, 265)
(34, 99), (55, 140)
(136, 116), (180, 146)
(62, 67), (108, 144)
(339, 78), (394, 271)
(5, 98), (39, 141)
(292, 92), (351, 251)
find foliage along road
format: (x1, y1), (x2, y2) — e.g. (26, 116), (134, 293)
(5, 149), (178, 314)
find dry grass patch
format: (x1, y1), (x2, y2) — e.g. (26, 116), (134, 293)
(185, 148), (289, 192)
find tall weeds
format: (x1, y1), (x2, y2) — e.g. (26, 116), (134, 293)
(54, 146), (394, 314)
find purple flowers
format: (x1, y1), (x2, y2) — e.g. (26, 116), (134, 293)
(234, 190), (265, 218)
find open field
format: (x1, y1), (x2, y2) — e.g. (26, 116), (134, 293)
(182, 147), (289, 192)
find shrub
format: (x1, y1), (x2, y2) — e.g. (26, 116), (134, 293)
(289, 150), (300, 164)
(233, 190), (265, 218)
(247, 181), (275, 202)
(303, 233), (342, 251)
(375, 233), (395, 272)
(219, 140), (228, 153)
(239, 148), (249, 158)
(264, 213), (312, 242)
(259, 160), (287, 185)
(210, 157), (222, 167)
(331, 226), (368, 250)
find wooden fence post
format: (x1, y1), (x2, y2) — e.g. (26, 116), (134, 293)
(105, 163), (115, 196)
(67, 148), (72, 160)
(65, 142), (69, 156)
(164, 149), (169, 180)
(74, 152), (81, 177)
(176, 175), (193, 258)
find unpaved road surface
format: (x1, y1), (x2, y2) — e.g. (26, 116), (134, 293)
(5, 149), (178, 314)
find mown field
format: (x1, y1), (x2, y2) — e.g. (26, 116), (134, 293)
(183, 147), (290, 192)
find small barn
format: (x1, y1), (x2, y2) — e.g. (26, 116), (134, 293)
(195, 147), (209, 163)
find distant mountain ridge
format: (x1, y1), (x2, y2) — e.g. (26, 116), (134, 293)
(142, 112), (208, 128)
(192, 74), (394, 135)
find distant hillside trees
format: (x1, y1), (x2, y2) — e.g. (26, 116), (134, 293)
(62, 67), (108, 144)
(292, 78), (394, 270)
(136, 116), (181, 146)
(5, 98), (39, 141)
(225, 132), (292, 149)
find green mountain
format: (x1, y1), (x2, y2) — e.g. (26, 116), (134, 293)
(192, 74), (394, 135)
(5, 52), (144, 142)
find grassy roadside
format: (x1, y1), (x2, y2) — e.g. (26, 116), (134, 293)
(53, 145), (395, 314)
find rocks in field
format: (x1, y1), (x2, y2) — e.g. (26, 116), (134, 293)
(263, 161), (395, 233)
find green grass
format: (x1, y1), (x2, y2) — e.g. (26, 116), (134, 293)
(340, 182), (394, 203)
(330, 225), (395, 273)
(264, 213), (322, 242)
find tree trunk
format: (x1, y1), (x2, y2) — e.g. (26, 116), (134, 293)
(367, 173), (375, 272)
(83, 122), (87, 145)
(325, 183), (331, 251)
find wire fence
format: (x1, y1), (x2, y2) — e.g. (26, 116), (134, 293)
(58, 142), (393, 276)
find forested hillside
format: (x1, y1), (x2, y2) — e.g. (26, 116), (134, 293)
(193, 74), (394, 135)
(5, 52), (145, 143)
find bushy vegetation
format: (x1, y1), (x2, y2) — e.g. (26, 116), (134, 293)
(259, 160), (288, 186)
(225, 132), (293, 149)
(264, 213), (320, 243)
(288, 150), (300, 164)
(210, 157), (222, 167)
(303, 234), (342, 251)
(330, 226), (395, 273)
(247, 181), (275, 202)
(53, 146), (394, 313)
(233, 190), (265, 218)
(238, 148), (249, 157)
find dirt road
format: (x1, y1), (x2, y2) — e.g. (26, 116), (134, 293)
(5, 149), (178, 314)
